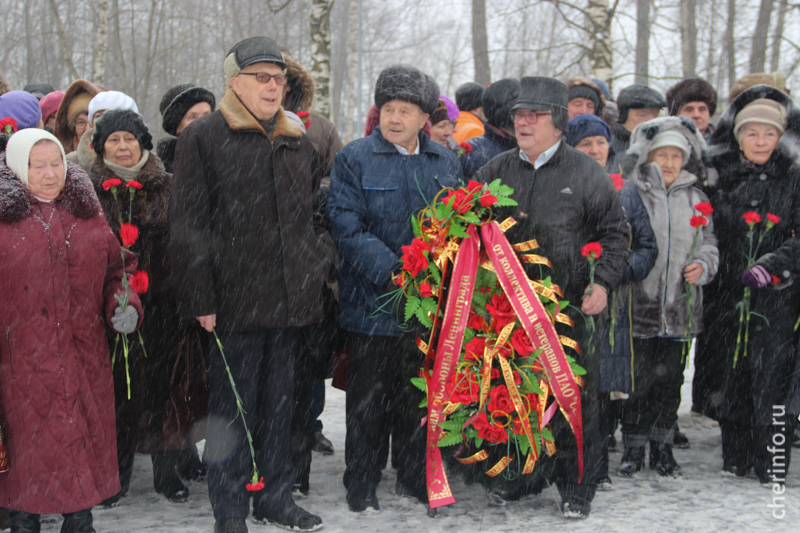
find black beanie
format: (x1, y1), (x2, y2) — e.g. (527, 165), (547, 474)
(374, 65), (440, 115)
(568, 85), (602, 115)
(455, 82), (485, 112)
(92, 108), (153, 156)
(666, 78), (717, 117)
(617, 84), (666, 123)
(159, 84), (216, 136)
(483, 78), (520, 130)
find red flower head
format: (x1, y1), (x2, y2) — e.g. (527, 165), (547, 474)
(126, 181), (143, 190)
(486, 293), (516, 332)
(609, 173), (624, 191)
(742, 211), (761, 225)
(246, 477), (265, 492)
(102, 178), (123, 191)
(458, 141), (473, 154)
(487, 385), (515, 415)
(0, 117), (18, 134)
(766, 213), (781, 226)
(464, 336), (486, 362)
(129, 270), (149, 294)
(689, 215), (708, 228)
(297, 111), (311, 129)
(694, 201), (714, 216)
(400, 238), (430, 277)
(447, 372), (479, 404)
(480, 192), (498, 207)
(511, 328), (535, 356)
(475, 414), (509, 444)
(467, 310), (486, 331)
(419, 282), (434, 297)
(771, 274), (781, 286)
(442, 189), (472, 214)
(119, 222), (139, 248)
(581, 242), (603, 260)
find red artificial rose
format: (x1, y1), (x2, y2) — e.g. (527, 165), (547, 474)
(467, 310), (486, 330)
(129, 270), (149, 295)
(102, 178), (123, 191)
(419, 282), (434, 297)
(472, 412), (490, 430)
(480, 192), (498, 207)
(458, 141), (473, 154)
(581, 242), (603, 260)
(464, 336), (486, 362)
(119, 222), (139, 248)
(0, 117), (18, 134)
(126, 180), (143, 190)
(694, 201), (713, 216)
(400, 238), (430, 277)
(512, 416), (525, 435)
(478, 420), (509, 444)
(490, 367), (500, 379)
(743, 211), (761, 225)
(246, 477), (265, 492)
(442, 189), (472, 214)
(487, 385), (515, 415)
(511, 328), (535, 356)
(486, 293), (516, 332)
(609, 173), (624, 191)
(689, 215), (708, 228)
(766, 213), (781, 225)
(448, 373), (479, 404)
(466, 180), (483, 194)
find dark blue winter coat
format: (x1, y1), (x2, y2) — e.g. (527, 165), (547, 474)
(459, 124), (517, 178)
(327, 127), (463, 336)
(597, 180), (658, 393)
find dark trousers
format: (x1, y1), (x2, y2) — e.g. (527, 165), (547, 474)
(206, 328), (298, 520)
(596, 393), (620, 480)
(311, 380), (325, 433)
(343, 333), (426, 500)
(622, 337), (685, 446)
(721, 411), (795, 480)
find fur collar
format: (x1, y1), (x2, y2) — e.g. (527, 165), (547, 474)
(0, 157), (100, 223)
(88, 151), (168, 192)
(219, 89), (303, 141)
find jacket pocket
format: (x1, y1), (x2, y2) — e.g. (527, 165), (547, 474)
(362, 174), (407, 222)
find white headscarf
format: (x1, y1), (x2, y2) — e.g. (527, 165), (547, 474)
(6, 129), (67, 202)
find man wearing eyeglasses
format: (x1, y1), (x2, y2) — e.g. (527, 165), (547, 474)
(169, 36), (332, 533)
(474, 76), (629, 519)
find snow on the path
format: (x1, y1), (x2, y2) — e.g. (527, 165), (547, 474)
(40, 356), (798, 532)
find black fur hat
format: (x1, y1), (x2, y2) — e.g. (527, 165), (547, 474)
(374, 65), (440, 116)
(455, 82), (485, 112)
(483, 78), (520, 130)
(92, 108), (153, 156)
(666, 78), (717, 117)
(159, 84), (216, 137)
(617, 84), (666, 124)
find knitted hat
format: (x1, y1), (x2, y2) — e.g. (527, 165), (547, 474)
(512, 76), (569, 132)
(648, 130), (691, 163)
(0, 91), (43, 130)
(224, 37), (286, 82)
(483, 78), (520, 130)
(666, 78), (718, 117)
(617, 84), (666, 123)
(39, 91), (65, 125)
(374, 65), (440, 115)
(159, 84), (216, 136)
(567, 76), (605, 117)
(591, 78), (612, 101)
(455, 82), (485, 112)
(92, 108), (153, 156)
(733, 98), (787, 142)
(23, 83), (55, 100)
(728, 72), (786, 104)
(88, 91), (139, 126)
(566, 113), (612, 147)
(6, 129), (66, 187)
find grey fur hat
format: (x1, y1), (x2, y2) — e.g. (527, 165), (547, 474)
(373, 65), (440, 116)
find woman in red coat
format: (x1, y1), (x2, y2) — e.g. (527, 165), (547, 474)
(0, 129), (141, 533)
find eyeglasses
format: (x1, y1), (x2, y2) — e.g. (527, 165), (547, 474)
(511, 110), (552, 124)
(238, 72), (287, 85)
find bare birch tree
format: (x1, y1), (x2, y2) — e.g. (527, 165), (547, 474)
(472, 0), (491, 85)
(93, 0), (111, 84)
(750, 0), (774, 72)
(635, 0), (651, 84)
(680, 0), (697, 77)
(310, 0), (334, 117)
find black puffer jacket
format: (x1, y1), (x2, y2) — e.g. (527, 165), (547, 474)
(693, 85), (800, 424)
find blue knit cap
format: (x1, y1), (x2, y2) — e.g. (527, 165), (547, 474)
(0, 90), (43, 130)
(566, 113), (612, 147)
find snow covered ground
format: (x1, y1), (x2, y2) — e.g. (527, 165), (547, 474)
(39, 357), (799, 532)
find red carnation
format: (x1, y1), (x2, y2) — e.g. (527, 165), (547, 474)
(689, 215), (708, 228)
(467, 310), (486, 331)
(102, 178), (123, 191)
(487, 385), (515, 415)
(246, 477), (265, 492)
(129, 270), (149, 295)
(442, 189), (472, 214)
(581, 242), (603, 260)
(743, 211), (761, 225)
(400, 238), (430, 277)
(458, 141), (473, 154)
(766, 213), (781, 225)
(419, 282), (434, 297)
(480, 192), (498, 207)
(119, 222), (139, 248)
(511, 328), (535, 356)
(486, 293), (516, 332)
(609, 173), (624, 191)
(0, 117), (18, 134)
(464, 336), (486, 362)
(126, 181), (143, 190)
(694, 201), (713, 216)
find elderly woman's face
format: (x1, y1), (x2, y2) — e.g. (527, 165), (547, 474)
(575, 135), (610, 167)
(73, 112), (90, 140)
(740, 123), (781, 165)
(28, 141), (66, 201)
(177, 102), (212, 136)
(104, 131), (142, 168)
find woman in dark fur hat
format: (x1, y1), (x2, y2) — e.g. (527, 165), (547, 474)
(693, 85), (800, 485)
(89, 109), (197, 504)
(156, 84), (215, 173)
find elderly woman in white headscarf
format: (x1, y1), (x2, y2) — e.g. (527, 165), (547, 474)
(0, 129), (141, 533)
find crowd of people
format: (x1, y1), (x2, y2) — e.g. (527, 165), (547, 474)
(0, 34), (798, 533)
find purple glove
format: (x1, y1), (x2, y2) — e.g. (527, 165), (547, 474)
(741, 265), (771, 289)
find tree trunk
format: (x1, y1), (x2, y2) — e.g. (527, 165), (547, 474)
(749, 0), (774, 73)
(680, 0), (697, 78)
(725, 0), (736, 91)
(635, 0), (651, 85)
(93, 0), (110, 85)
(770, 0), (787, 72)
(587, 0), (613, 88)
(310, 0), (334, 118)
(471, 0), (491, 85)
(47, 0), (80, 80)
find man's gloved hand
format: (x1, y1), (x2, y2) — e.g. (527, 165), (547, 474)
(111, 305), (139, 334)
(741, 264), (771, 289)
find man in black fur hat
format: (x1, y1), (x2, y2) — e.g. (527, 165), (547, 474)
(666, 77), (718, 140)
(607, 84), (666, 172)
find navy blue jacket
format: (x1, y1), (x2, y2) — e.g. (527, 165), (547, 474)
(460, 124), (517, 178)
(327, 127), (463, 336)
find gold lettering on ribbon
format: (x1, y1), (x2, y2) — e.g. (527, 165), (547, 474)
(479, 322), (515, 410)
(499, 217), (517, 232)
(456, 449), (490, 464)
(513, 238), (539, 252)
(486, 456), (513, 477)
(559, 335), (581, 354)
(417, 337), (429, 355)
(520, 254), (553, 268)
(522, 449), (537, 474)
(498, 355), (538, 463)
(555, 313), (574, 327)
